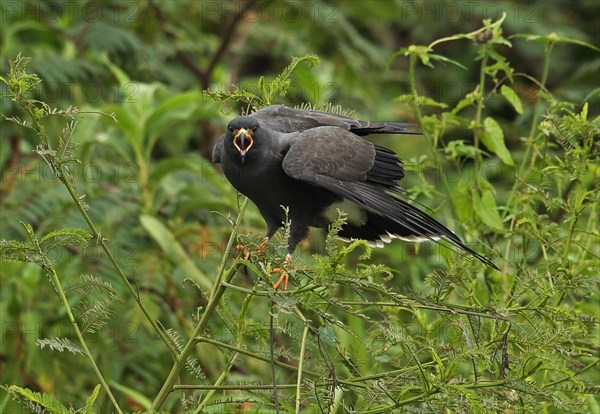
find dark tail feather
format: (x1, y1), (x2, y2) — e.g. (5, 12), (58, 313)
(339, 210), (498, 269)
(318, 176), (498, 269)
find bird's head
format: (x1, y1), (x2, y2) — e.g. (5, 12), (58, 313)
(226, 116), (260, 163)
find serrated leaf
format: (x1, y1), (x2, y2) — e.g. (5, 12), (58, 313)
(445, 140), (483, 159)
(140, 214), (212, 291)
(481, 117), (514, 166)
(500, 85), (523, 114)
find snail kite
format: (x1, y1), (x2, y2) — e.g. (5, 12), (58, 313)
(212, 105), (496, 289)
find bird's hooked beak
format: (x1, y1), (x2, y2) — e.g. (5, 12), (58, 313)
(232, 128), (254, 163)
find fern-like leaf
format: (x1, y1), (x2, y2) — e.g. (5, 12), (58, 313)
(3, 385), (70, 414)
(37, 337), (84, 355)
(75, 299), (115, 335)
(0, 239), (43, 265)
(64, 274), (117, 300)
(39, 228), (90, 252)
(165, 329), (206, 380)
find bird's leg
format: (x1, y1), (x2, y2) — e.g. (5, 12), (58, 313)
(271, 253), (292, 291)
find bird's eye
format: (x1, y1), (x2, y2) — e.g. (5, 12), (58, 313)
(229, 127), (234, 133)
(251, 127), (257, 133)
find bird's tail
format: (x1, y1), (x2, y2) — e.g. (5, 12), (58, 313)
(338, 208), (498, 269)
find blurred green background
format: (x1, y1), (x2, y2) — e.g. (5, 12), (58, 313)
(1, 1), (598, 413)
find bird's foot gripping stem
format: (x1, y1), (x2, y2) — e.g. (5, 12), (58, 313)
(236, 237), (270, 261)
(235, 244), (251, 260)
(271, 254), (292, 291)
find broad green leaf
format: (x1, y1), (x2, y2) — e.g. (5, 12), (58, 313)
(393, 94), (415, 105)
(145, 90), (213, 153)
(445, 140), (483, 159)
(139, 214), (212, 291)
(109, 381), (152, 411)
(452, 179), (473, 223)
(429, 53), (467, 70)
(451, 91), (476, 115)
(102, 104), (141, 152)
(417, 95), (448, 108)
(473, 189), (504, 231)
(147, 155), (207, 195)
(514, 33), (600, 52)
(100, 53), (131, 87)
(500, 85), (523, 114)
(481, 117), (514, 166)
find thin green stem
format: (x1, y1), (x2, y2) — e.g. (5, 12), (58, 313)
(362, 381), (507, 414)
(195, 338), (367, 389)
(294, 307), (310, 414)
(526, 41), (555, 169)
(58, 163), (178, 356)
(269, 300), (280, 413)
(19, 101), (178, 358)
(150, 198), (249, 412)
(194, 279), (258, 412)
(33, 242), (123, 413)
(473, 50), (489, 189)
(174, 384), (298, 390)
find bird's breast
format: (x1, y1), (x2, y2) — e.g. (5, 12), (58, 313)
(222, 157), (341, 227)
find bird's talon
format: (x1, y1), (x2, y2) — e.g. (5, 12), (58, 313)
(257, 238), (269, 257)
(235, 244), (251, 260)
(272, 269), (289, 291)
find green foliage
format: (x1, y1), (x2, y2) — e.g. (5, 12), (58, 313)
(3, 384), (101, 414)
(1, 3), (599, 414)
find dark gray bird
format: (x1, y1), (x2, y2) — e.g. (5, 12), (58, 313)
(212, 105), (496, 289)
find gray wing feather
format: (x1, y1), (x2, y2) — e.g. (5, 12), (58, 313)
(212, 136), (224, 163)
(282, 127), (375, 183)
(253, 105), (418, 135)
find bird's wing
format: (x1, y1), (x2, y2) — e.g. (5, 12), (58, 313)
(212, 135), (224, 163)
(252, 105), (419, 136)
(281, 127), (496, 267)
(281, 126), (404, 191)
(212, 105), (419, 164)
